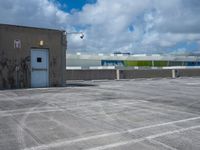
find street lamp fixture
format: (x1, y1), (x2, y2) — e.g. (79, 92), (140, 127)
(67, 32), (84, 39)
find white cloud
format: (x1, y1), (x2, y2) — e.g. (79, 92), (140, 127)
(0, 0), (200, 54)
(0, 0), (70, 29)
(68, 0), (200, 53)
(142, 33), (200, 48)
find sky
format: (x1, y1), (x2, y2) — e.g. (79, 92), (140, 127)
(0, 0), (200, 54)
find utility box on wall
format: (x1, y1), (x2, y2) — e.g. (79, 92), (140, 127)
(0, 24), (66, 89)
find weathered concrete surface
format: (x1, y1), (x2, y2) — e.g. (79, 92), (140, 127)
(1, 77), (200, 150)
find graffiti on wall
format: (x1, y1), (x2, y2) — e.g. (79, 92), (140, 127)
(0, 50), (30, 89)
(50, 57), (58, 86)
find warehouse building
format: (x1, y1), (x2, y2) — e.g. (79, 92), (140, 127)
(66, 53), (200, 69)
(0, 24), (66, 89)
(65, 53), (200, 81)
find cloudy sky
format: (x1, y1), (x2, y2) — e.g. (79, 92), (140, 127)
(0, 0), (200, 54)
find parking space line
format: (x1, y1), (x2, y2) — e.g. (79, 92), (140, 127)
(127, 116), (200, 131)
(0, 108), (64, 117)
(86, 125), (200, 150)
(148, 139), (178, 150)
(23, 116), (200, 150)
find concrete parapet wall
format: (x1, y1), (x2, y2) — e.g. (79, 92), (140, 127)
(65, 69), (200, 81)
(65, 70), (116, 80)
(177, 69), (200, 77)
(119, 69), (172, 79)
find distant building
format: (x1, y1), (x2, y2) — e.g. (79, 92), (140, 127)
(66, 53), (200, 69)
(0, 24), (66, 89)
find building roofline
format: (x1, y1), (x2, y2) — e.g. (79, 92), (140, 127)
(0, 23), (65, 32)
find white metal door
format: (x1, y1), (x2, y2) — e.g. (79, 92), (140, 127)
(31, 49), (49, 88)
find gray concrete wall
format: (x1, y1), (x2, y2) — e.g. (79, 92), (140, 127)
(177, 69), (200, 77)
(66, 59), (101, 68)
(120, 69), (172, 79)
(66, 70), (116, 80)
(0, 24), (66, 89)
(66, 69), (200, 81)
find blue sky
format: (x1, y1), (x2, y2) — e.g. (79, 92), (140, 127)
(57, 0), (96, 12)
(0, 0), (200, 54)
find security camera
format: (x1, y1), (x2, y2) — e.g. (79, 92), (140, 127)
(80, 33), (84, 39)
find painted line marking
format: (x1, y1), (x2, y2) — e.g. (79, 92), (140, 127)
(148, 139), (178, 150)
(186, 83), (200, 85)
(86, 125), (200, 150)
(23, 116), (200, 150)
(0, 109), (64, 117)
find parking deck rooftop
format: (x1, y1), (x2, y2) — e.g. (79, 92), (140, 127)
(1, 77), (200, 150)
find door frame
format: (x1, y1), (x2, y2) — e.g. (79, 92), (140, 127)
(30, 48), (49, 88)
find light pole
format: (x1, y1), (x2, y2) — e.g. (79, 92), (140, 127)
(66, 32), (84, 52)
(65, 32), (84, 85)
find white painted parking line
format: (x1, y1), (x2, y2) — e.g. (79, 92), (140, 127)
(148, 139), (178, 150)
(127, 116), (200, 132)
(186, 83), (200, 85)
(87, 125), (200, 150)
(23, 116), (200, 150)
(0, 108), (64, 117)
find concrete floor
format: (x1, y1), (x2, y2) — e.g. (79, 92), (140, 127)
(1, 77), (200, 150)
